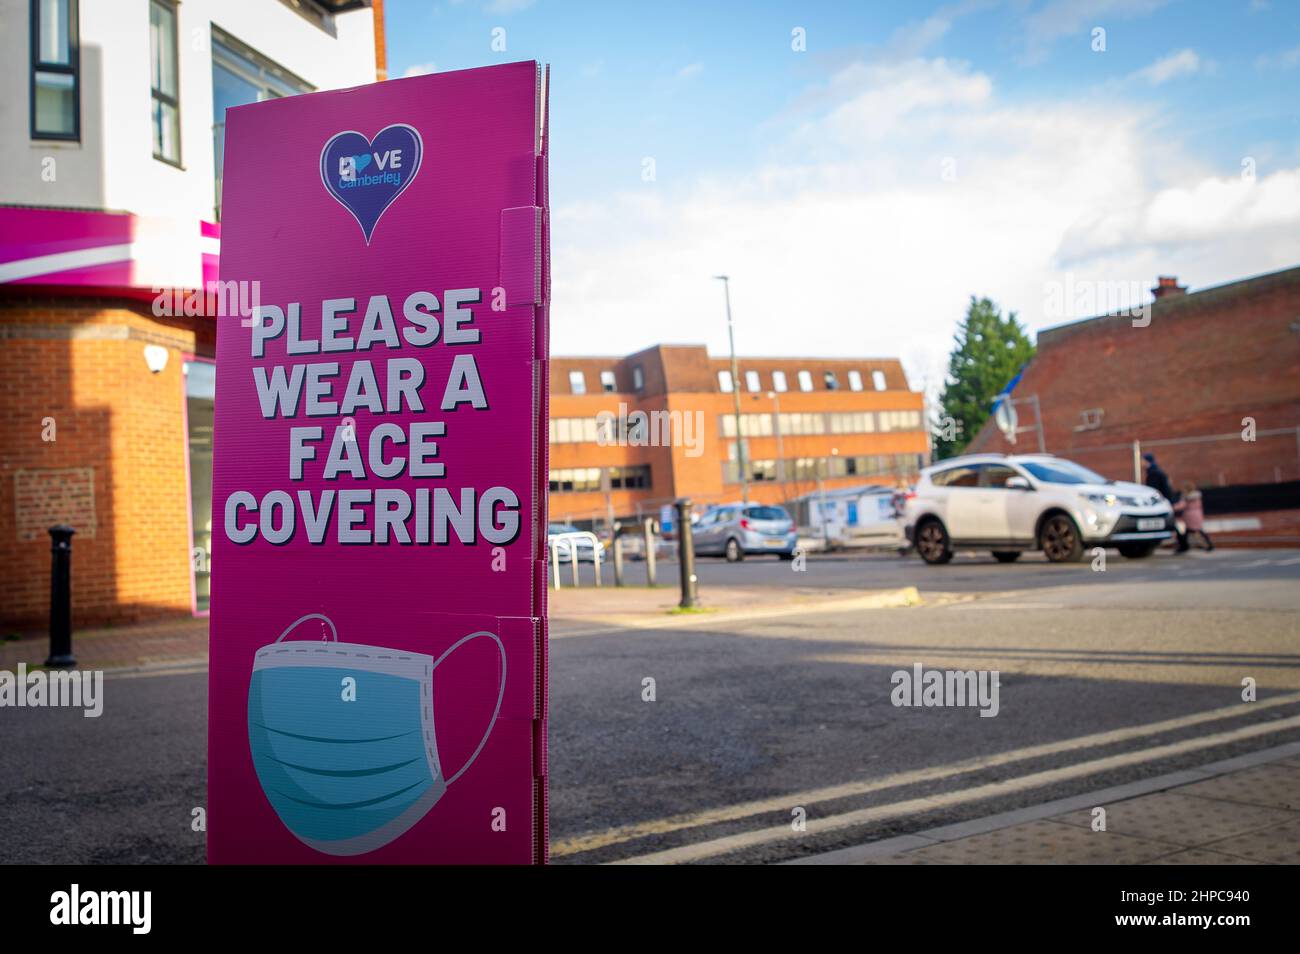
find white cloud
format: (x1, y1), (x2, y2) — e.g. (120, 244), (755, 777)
(1021, 0), (1168, 62)
(1131, 49), (1202, 85)
(549, 56), (1300, 402)
(677, 62), (704, 80)
(401, 62), (436, 77)
(1059, 168), (1300, 258)
(1256, 43), (1300, 70)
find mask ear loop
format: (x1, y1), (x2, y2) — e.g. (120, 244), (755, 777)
(431, 631), (507, 786)
(275, 613), (339, 643)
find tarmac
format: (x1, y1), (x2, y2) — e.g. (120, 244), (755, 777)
(4, 572), (1296, 866)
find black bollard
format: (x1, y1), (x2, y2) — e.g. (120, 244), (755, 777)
(46, 525), (76, 668)
(675, 499), (699, 609)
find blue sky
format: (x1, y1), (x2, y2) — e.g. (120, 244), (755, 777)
(385, 0), (1300, 392)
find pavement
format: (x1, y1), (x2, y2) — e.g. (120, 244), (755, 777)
(0, 616), (209, 673)
(0, 578), (920, 671)
(790, 742), (1300, 865)
(1, 546), (1297, 865)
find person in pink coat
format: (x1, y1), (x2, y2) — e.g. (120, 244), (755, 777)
(1175, 483), (1213, 551)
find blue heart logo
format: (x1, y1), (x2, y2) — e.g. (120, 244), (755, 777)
(320, 124), (423, 244)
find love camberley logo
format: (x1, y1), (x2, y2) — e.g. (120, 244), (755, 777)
(320, 123), (423, 244)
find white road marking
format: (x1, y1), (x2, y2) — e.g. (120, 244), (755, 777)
(612, 712), (1300, 864)
(105, 663), (208, 679)
(551, 691), (1300, 857)
(945, 602), (1066, 610)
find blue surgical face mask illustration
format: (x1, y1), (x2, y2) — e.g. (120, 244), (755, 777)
(247, 614), (505, 856)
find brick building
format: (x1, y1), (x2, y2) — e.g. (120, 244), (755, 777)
(966, 266), (1300, 540)
(548, 345), (930, 528)
(1, 299), (216, 627)
(1, 0), (382, 628)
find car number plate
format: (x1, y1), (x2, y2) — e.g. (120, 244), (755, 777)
(764, 538), (784, 546)
(1137, 517), (1165, 531)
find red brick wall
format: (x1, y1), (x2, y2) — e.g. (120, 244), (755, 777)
(0, 297), (214, 629)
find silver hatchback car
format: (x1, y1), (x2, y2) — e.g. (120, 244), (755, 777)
(692, 504), (798, 561)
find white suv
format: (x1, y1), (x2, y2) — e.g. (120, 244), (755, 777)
(903, 454), (1174, 564)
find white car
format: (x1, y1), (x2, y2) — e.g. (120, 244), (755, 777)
(902, 454), (1174, 564)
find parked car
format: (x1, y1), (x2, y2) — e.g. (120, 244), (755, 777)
(692, 504), (798, 561)
(902, 454), (1174, 565)
(547, 523), (604, 563)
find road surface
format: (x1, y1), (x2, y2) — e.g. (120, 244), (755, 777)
(2, 548), (1296, 864)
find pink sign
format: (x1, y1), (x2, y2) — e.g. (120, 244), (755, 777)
(208, 62), (550, 865)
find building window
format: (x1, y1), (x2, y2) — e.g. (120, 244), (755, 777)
(600, 370), (617, 393)
(212, 29), (313, 218)
(797, 370), (814, 392)
(824, 371), (839, 390)
(632, 365), (644, 391)
(718, 370), (734, 393)
(745, 370), (761, 392)
(184, 360), (216, 613)
(720, 413), (773, 437)
(872, 369), (887, 391)
(551, 417), (605, 443)
(609, 465), (651, 490)
(848, 370), (864, 391)
(568, 370), (586, 394)
(878, 410), (921, 432)
(31, 0), (80, 140)
(548, 467), (601, 494)
(772, 370), (788, 392)
(150, 0), (181, 165)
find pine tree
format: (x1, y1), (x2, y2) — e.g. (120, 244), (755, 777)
(933, 297), (1035, 459)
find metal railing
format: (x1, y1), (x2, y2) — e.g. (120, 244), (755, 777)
(548, 531), (602, 590)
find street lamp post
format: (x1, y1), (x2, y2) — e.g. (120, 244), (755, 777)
(818, 448), (839, 551)
(714, 275), (748, 504)
(757, 390), (787, 504)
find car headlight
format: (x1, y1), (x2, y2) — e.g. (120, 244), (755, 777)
(1084, 493), (1118, 507)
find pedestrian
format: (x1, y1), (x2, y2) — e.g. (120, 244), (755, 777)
(1143, 453), (1188, 552)
(1175, 482), (1213, 551)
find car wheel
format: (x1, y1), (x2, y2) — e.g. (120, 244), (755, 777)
(991, 551), (1021, 563)
(1118, 542), (1158, 559)
(915, 519), (953, 565)
(1040, 514), (1083, 563)
(724, 538), (744, 562)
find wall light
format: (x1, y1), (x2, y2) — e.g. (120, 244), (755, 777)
(143, 344), (169, 374)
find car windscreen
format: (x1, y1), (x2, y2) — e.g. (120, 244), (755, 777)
(1019, 460), (1109, 485)
(744, 506), (788, 521)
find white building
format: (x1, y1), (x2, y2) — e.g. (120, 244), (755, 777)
(0, 0), (383, 626)
(0, 0), (381, 290)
